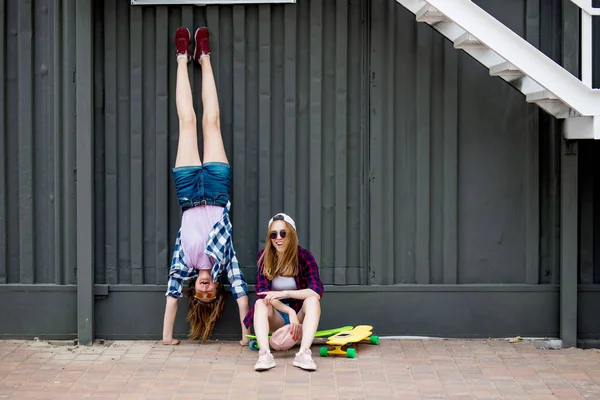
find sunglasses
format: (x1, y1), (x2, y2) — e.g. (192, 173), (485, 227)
(270, 230), (287, 240)
(194, 291), (216, 301)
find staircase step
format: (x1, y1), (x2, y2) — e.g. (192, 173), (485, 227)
(396, 0), (600, 137)
(453, 33), (505, 68)
(431, 21), (466, 42)
(416, 4), (447, 24)
(526, 91), (571, 119)
(454, 33), (482, 49)
(489, 62), (524, 80)
(507, 76), (545, 96)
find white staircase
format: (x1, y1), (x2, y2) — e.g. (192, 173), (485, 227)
(396, 0), (600, 140)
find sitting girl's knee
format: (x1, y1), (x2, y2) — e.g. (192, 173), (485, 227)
(255, 298), (271, 309)
(303, 296), (320, 307)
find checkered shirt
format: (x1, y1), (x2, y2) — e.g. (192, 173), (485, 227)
(166, 201), (248, 299)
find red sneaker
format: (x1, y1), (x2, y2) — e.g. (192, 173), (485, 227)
(175, 27), (191, 61)
(193, 27), (211, 63)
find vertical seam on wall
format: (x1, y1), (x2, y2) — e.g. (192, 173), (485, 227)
(0, 0), (7, 284)
(18, 0), (35, 284)
(362, 0), (371, 285)
(54, 0), (64, 286)
(525, 0), (541, 285)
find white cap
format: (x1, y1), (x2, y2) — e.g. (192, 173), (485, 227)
(268, 213), (296, 231)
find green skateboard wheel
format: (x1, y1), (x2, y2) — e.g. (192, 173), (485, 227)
(319, 347), (329, 357)
(370, 335), (379, 345)
(249, 340), (259, 351)
(346, 348), (357, 358)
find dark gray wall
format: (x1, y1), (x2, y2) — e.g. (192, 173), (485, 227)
(578, 2), (600, 286)
(579, 141), (600, 284)
(92, 0), (367, 286)
(91, 0), (559, 287)
(1, 0), (600, 341)
(369, 0), (542, 285)
(0, 0), (77, 285)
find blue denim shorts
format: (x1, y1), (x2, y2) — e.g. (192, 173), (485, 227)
(276, 300), (291, 325)
(172, 162), (231, 211)
(277, 310), (291, 325)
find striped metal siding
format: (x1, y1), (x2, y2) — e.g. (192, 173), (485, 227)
(579, 7), (600, 283)
(92, 0), (367, 285)
(0, 0), (77, 285)
(1, 0), (586, 290)
(368, 0), (541, 284)
(579, 140), (600, 284)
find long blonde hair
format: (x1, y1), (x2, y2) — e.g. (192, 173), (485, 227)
(259, 221), (299, 280)
(184, 280), (226, 343)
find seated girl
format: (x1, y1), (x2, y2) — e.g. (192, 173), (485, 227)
(243, 213), (324, 371)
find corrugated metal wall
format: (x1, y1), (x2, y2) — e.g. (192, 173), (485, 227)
(92, 0), (367, 286)
(368, 0), (542, 284)
(1, 0), (597, 290)
(0, 0), (77, 285)
(90, 0), (562, 288)
(579, 140), (600, 284)
(579, 5), (600, 284)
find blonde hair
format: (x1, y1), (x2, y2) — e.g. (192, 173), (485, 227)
(184, 280), (226, 343)
(259, 221), (299, 280)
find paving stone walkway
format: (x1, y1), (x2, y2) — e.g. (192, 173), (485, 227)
(1, 338), (600, 399)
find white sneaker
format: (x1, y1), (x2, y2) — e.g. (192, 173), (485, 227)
(254, 349), (276, 371)
(293, 348), (316, 371)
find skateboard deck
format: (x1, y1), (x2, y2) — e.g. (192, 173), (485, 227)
(246, 325), (354, 351)
(319, 325), (379, 358)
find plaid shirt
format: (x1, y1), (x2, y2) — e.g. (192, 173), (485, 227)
(243, 246), (324, 329)
(166, 202), (248, 299)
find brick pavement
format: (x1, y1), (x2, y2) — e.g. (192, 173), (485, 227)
(1, 338), (600, 399)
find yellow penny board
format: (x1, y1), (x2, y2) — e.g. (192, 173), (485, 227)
(319, 325), (379, 358)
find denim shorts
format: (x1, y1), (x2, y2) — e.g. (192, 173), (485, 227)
(277, 310), (291, 325)
(276, 300), (291, 325)
(172, 162), (231, 211)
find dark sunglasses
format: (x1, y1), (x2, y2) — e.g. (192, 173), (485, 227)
(270, 230), (287, 240)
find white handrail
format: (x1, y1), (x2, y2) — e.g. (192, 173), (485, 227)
(425, 0), (600, 116)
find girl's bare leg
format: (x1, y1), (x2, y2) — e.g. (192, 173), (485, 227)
(174, 27), (201, 168)
(194, 28), (228, 164)
(296, 297), (321, 351)
(253, 299), (286, 352)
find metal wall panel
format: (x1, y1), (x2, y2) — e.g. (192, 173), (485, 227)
(368, 0), (540, 284)
(1, 0), (595, 292)
(91, 0), (587, 288)
(579, 141), (600, 284)
(0, 0), (77, 285)
(576, 4), (599, 285)
(92, 0), (367, 286)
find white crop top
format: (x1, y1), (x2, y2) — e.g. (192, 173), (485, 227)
(271, 276), (297, 292)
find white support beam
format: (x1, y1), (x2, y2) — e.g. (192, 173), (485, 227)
(564, 116), (600, 140)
